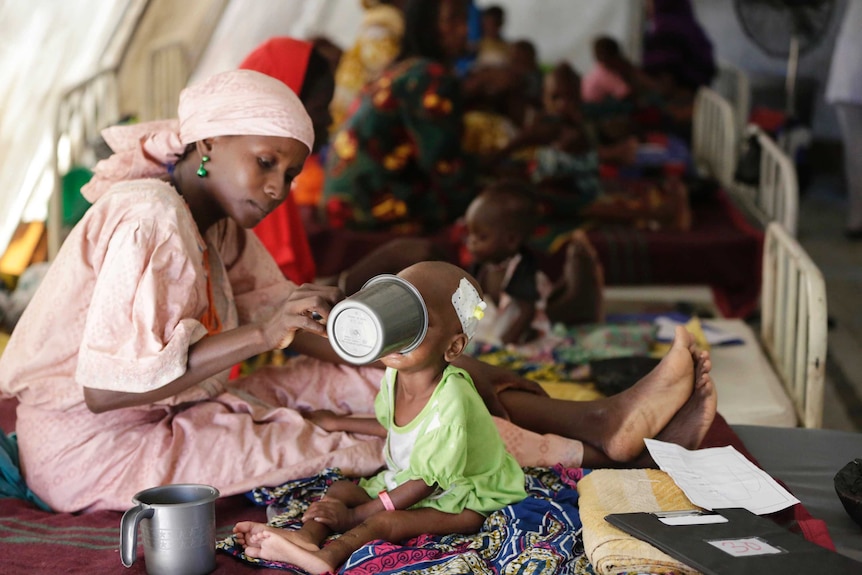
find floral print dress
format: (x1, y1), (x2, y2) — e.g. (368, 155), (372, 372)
(323, 58), (476, 233)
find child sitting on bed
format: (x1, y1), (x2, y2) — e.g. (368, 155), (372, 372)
(233, 261), (527, 574)
(581, 35), (634, 105)
(463, 180), (553, 346)
(493, 62), (607, 219)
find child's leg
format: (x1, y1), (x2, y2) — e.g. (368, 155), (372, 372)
(248, 508), (485, 574)
(234, 479), (372, 553)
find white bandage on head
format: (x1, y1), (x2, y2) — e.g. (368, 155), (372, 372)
(452, 278), (486, 341)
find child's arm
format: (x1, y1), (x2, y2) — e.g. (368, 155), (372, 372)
(500, 298), (537, 345)
(304, 478), (435, 532)
(498, 118), (562, 157)
(304, 409), (387, 437)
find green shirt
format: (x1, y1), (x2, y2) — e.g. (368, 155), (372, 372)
(360, 365), (526, 515)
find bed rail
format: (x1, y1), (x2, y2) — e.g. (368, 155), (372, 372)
(692, 87), (737, 191)
(713, 63), (751, 148)
(760, 222), (827, 428)
(145, 41), (190, 121)
(732, 125), (799, 237)
(49, 68), (121, 259)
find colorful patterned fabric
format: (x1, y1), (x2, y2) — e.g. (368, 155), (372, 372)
(330, 4), (404, 132)
(323, 58), (476, 233)
(218, 465), (587, 574)
(466, 322), (656, 384)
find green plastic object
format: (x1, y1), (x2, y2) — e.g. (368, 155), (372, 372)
(62, 166), (94, 227)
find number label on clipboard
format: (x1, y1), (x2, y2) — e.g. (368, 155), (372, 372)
(707, 537), (785, 557)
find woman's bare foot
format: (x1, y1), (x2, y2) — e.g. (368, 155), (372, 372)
(600, 325), (696, 461)
(243, 530), (335, 574)
(634, 353), (718, 467)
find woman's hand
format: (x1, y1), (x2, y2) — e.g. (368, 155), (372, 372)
(261, 284), (342, 350)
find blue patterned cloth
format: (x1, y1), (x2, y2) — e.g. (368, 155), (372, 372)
(218, 466), (589, 574)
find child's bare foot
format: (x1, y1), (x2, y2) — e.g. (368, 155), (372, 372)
(600, 325), (696, 461)
(233, 521), (266, 548)
(233, 522), (319, 553)
(243, 531), (335, 574)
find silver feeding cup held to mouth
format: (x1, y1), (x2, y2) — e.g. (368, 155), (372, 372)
(327, 274), (429, 365)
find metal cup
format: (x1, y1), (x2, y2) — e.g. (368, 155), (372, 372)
(327, 274), (428, 365)
(120, 483), (219, 575)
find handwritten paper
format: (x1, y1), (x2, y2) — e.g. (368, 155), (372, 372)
(645, 439), (800, 515)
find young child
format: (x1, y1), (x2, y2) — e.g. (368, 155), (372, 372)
(581, 36), (634, 104)
(233, 261), (527, 574)
(475, 5), (509, 68)
(463, 180), (554, 346)
(494, 62), (604, 219)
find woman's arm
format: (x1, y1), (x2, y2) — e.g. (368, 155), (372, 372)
(450, 354), (548, 420)
(84, 285), (340, 413)
(84, 322), (271, 412)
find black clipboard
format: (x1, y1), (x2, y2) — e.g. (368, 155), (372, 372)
(605, 508), (862, 575)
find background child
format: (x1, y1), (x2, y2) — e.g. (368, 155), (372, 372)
(581, 35), (634, 104)
(475, 4), (509, 68)
(233, 261), (526, 573)
(463, 180), (554, 346)
(493, 62), (605, 219)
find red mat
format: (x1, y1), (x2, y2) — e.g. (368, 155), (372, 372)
(0, 399), (832, 574)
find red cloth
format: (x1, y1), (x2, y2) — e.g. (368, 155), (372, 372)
(700, 414), (835, 551)
(239, 37), (317, 285)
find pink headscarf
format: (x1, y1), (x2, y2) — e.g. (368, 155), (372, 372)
(81, 69), (314, 203)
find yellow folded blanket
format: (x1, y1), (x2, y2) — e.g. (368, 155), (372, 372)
(578, 468), (702, 575)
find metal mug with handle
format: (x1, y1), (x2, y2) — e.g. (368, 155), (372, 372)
(327, 274), (428, 365)
(120, 483), (219, 575)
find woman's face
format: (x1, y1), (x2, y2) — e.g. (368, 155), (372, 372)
(437, 0), (469, 62)
(203, 135), (309, 228)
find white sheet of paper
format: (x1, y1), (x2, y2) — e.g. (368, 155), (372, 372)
(644, 439), (800, 515)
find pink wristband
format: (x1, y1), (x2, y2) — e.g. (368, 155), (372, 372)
(378, 490), (396, 511)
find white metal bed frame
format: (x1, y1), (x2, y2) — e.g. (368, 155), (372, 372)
(604, 87), (743, 318)
(692, 86), (738, 191)
(759, 221), (827, 429)
(47, 42), (189, 260)
(731, 125), (799, 237)
(713, 62), (751, 151)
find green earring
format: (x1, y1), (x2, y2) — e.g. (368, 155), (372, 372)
(196, 155), (210, 178)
